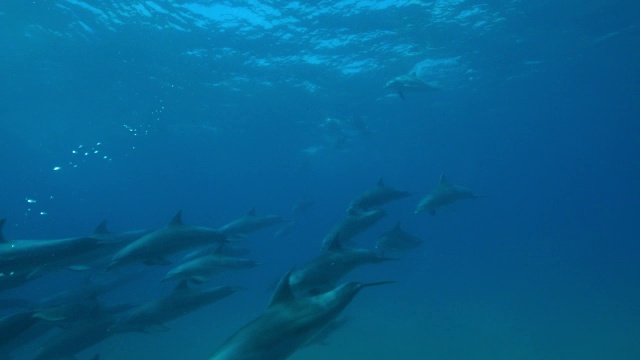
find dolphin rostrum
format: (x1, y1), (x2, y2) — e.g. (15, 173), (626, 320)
(347, 177), (412, 212)
(415, 174), (481, 216)
(107, 211), (227, 269)
(208, 271), (393, 360)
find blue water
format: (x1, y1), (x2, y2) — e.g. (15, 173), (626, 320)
(1, 0), (639, 359)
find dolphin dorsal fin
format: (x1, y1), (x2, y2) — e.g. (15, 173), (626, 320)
(326, 232), (343, 252)
(169, 211), (183, 227)
(439, 173), (450, 185)
(268, 271), (294, 308)
(93, 221), (110, 235)
(247, 208), (256, 216)
(377, 177), (384, 187)
(393, 221), (402, 231)
(0, 218), (6, 243)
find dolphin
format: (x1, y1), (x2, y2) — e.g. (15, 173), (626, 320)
(321, 208), (386, 250)
(32, 316), (117, 360)
(0, 310), (40, 348)
(415, 174), (481, 215)
(384, 73), (437, 100)
(218, 208), (286, 237)
(163, 247), (260, 283)
(291, 233), (395, 295)
(90, 220), (152, 245)
(376, 221), (424, 256)
(208, 271), (393, 360)
(304, 316), (352, 348)
(347, 177), (412, 212)
(107, 211), (227, 269)
(110, 281), (238, 333)
(0, 218), (104, 276)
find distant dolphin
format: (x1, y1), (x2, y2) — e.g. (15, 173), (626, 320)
(218, 208), (286, 237)
(384, 73), (437, 100)
(208, 271), (393, 360)
(321, 208), (386, 249)
(376, 222), (423, 256)
(110, 281), (238, 333)
(415, 174), (481, 215)
(347, 177), (412, 212)
(291, 233), (395, 295)
(163, 247), (260, 283)
(107, 211), (227, 269)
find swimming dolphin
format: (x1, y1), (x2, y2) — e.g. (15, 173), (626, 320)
(0, 218), (104, 276)
(376, 221), (424, 256)
(291, 233), (395, 295)
(304, 316), (352, 348)
(90, 221), (152, 245)
(321, 208), (387, 250)
(218, 208), (286, 237)
(0, 310), (40, 348)
(208, 271), (393, 360)
(32, 316), (117, 360)
(163, 247), (260, 283)
(415, 174), (481, 215)
(384, 73), (436, 100)
(347, 177), (412, 212)
(107, 211), (227, 269)
(111, 281), (238, 333)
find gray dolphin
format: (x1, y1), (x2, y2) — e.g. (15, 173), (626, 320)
(208, 271), (393, 360)
(218, 208), (286, 237)
(384, 73), (437, 100)
(107, 211), (227, 269)
(376, 221), (424, 256)
(347, 177), (412, 212)
(0, 219), (104, 276)
(32, 316), (116, 360)
(0, 310), (40, 348)
(163, 247), (260, 283)
(321, 208), (386, 250)
(291, 233), (395, 295)
(111, 281), (238, 333)
(90, 220), (152, 245)
(415, 174), (481, 215)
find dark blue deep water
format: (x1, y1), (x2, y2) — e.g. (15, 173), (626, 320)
(1, 1), (639, 359)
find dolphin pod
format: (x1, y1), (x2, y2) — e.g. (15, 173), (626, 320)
(0, 173), (480, 359)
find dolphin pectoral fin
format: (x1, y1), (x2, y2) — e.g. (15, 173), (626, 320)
(398, 91), (405, 100)
(189, 276), (210, 284)
(33, 307), (67, 321)
(67, 265), (91, 271)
